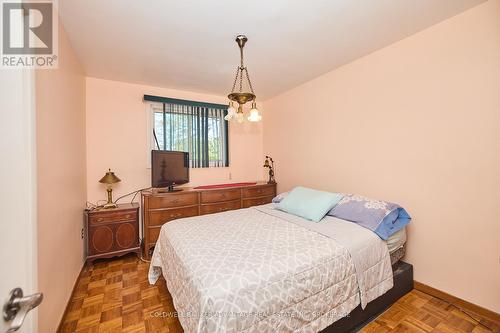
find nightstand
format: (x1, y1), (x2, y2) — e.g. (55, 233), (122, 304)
(84, 203), (140, 264)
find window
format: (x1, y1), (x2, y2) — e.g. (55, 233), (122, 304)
(145, 95), (229, 168)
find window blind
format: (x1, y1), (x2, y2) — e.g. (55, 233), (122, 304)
(144, 95), (229, 168)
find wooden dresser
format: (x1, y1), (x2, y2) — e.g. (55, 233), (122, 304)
(142, 182), (276, 259)
(84, 203), (140, 264)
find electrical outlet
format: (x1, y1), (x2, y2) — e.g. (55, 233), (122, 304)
(229, 172), (232, 180)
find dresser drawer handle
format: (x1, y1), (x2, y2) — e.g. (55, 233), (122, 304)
(97, 218), (103, 222)
(170, 213), (182, 218)
(171, 199), (180, 204)
(220, 193), (226, 198)
(219, 207), (228, 211)
(124, 214), (131, 219)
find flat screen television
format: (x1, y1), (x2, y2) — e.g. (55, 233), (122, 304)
(151, 150), (189, 191)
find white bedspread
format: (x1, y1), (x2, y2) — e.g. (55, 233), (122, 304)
(149, 204), (393, 333)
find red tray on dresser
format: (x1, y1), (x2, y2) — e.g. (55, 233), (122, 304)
(193, 182), (257, 190)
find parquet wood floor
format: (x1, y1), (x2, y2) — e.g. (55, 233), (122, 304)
(59, 255), (500, 333)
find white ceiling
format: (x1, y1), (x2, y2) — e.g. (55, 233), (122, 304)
(59, 0), (485, 100)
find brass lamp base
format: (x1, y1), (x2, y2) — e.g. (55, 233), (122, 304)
(103, 187), (117, 209)
(103, 202), (117, 209)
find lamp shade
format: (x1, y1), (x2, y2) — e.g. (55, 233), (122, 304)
(248, 109), (262, 122)
(99, 169), (121, 184)
(224, 103), (236, 121)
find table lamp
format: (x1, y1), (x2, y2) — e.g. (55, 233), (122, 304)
(99, 169), (121, 209)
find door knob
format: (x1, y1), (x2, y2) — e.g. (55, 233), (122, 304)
(3, 288), (43, 333)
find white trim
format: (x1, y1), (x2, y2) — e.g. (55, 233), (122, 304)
(145, 102), (153, 169)
(145, 101), (165, 168)
(0, 68), (38, 333)
(25, 8), (39, 329)
(24, 67), (38, 333)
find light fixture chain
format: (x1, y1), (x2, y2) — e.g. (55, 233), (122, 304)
(239, 67), (243, 92)
(230, 66), (239, 93)
(243, 68), (255, 95)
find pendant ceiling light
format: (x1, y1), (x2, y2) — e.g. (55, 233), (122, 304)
(225, 35), (262, 123)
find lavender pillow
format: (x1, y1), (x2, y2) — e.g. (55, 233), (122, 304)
(328, 194), (411, 240)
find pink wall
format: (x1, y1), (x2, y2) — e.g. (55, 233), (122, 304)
(85, 78), (264, 204)
(263, 0), (500, 312)
(36, 24), (87, 332)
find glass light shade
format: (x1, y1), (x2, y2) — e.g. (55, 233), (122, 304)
(236, 112), (245, 123)
(248, 108), (262, 122)
(224, 105), (236, 121)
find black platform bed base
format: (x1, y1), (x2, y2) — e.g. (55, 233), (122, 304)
(321, 261), (414, 333)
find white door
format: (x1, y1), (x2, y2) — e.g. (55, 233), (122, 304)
(0, 68), (40, 332)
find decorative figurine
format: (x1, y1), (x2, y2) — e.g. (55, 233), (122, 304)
(263, 156), (276, 184)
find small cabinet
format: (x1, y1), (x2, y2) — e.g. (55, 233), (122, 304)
(85, 203), (140, 264)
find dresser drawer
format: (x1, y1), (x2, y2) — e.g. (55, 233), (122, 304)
(148, 206), (199, 226)
(200, 188), (241, 204)
(242, 185), (276, 199)
(242, 196), (274, 208)
(200, 200), (241, 215)
(148, 192), (199, 208)
(89, 209), (137, 225)
(148, 226), (161, 244)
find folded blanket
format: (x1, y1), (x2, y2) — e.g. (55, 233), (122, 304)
(328, 194), (411, 240)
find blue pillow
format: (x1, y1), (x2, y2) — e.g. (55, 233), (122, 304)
(277, 187), (344, 222)
(374, 208), (411, 240)
(328, 194), (411, 240)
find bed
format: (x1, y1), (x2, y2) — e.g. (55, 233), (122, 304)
(149, 203), (412, 333)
